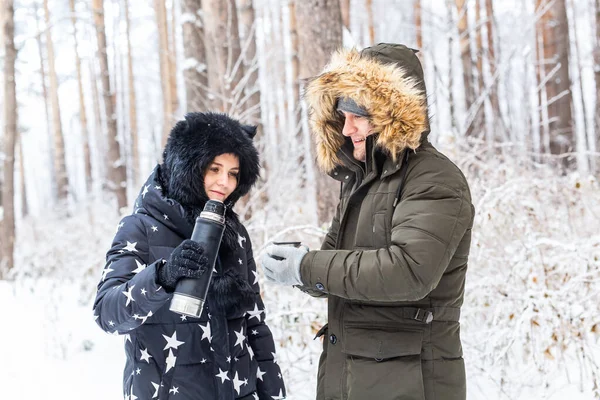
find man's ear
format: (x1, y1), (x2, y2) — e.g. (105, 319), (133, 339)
(241, 124), (257, 139)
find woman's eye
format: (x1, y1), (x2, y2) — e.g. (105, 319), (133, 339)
(229, 172), (239, 179)
(210, 167), (219, 173)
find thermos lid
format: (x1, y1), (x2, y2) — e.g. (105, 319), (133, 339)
(203, 199), (226, 216)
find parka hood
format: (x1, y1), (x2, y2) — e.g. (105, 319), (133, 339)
(305, 43), (429, 172)
(160, 112), (260, 212)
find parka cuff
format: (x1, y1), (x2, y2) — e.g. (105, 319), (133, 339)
(299, 250), (342, 294)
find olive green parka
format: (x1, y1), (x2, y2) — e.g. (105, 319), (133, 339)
(298, 43), (475, 400)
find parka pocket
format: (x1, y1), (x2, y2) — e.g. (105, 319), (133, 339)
(342, 326), (426, 400)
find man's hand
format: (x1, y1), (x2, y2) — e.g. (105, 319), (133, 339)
(157, 240), (208, 292)
(260, 244), (309, 286)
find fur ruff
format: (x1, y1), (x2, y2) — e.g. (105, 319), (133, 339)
(208, 269), (256, 316)
(304, 47), (428, 172)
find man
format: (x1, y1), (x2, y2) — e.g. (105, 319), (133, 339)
(260, 43), (474, 400)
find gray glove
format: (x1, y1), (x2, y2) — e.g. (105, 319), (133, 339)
(260, 244), (309, 286)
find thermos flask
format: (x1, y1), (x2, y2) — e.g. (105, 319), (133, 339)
(169, 199), (226, 318)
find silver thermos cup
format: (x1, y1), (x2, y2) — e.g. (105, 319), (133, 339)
(169, 199), (226, 318)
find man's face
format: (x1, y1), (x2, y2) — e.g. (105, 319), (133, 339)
(340, 111), (374, 162)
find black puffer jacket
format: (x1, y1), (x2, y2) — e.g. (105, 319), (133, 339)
(93, 113), (286, 400)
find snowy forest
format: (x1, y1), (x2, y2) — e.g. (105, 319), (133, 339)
(1, 0), (600, 398)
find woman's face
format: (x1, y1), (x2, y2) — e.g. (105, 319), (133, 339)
(204, 153), (240, 201)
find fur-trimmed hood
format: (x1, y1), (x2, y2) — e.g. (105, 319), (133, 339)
(160, 112), (260, 213)
(304, 43), (429, 172)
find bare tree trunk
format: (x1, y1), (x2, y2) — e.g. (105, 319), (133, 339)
(92, 0), (128, 211)
(44, 0), (70, 201)
(124, 0), (140, 186)
(295, 0), (343, 225)
(447, 0), (458, 133)
(89, 54), (106, 185)
(474, 0), (487, 139)
(69, 0), (93, 193)
(415, 0), (422, 50)
(202, 0), (245, 115)
(594, 0), (600, 169)
(455, 0), (476, 136)
(169, 1), (179, 117)
(33, 2), (56, 190)
(2, 0), (17, 275)
(155, 0), (174, 146)
(485, 0), (501, 132)
(181, 0), (209, 111)
(536, 0), (575, 169)
(366, 0), (375, 45)
(18, 137), (28, 218)
(290, 1), (303, 154)
(237, 0), (265, 220)
(238, 0), (262, 127)
(340, 0), (350, 31)
(570, 0), (592, 172)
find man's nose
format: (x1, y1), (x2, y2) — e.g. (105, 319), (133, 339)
(342, 118), (355, 137)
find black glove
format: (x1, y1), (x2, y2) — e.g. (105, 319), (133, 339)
(157, 240), (209, 292)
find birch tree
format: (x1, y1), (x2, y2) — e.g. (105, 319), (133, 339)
(33, 2), (55, 186)
(295, 0), (343, 224)
(485, 0), (501, 132)
(2, 0), (17, 274)
(455, 0), (477, 136)
(155, 0), (175, 146)
(181, 0), (209, 111)
(69, 0), (93, 193)
(594, 0), (600, 162)
(92, 0), (128, 211)
(18, 138), (27, 217)
(44, 0), (70, 201)
(238, 0), (262, 127)
(535, 0), (574, 168)
(123, 0), (139, 186)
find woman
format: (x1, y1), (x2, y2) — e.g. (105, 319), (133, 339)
(93, 112), (286, 400)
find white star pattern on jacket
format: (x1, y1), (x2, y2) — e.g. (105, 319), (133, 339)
(257, 367), (266, 381)
(140, 348), (152, 363)
(163, 331), (185, 350)
(101, 263), (114, 281)
(198, 322), (212, 343)
(216, 368), (230, 383)
(232, 371), (247, 395)
(271, 389), (285, 399)
(128, 383), (138, 400)
(122, 285), (136, 306)
(234, 326), (246, 350)
(169, 386), (179, 394)
(150, 382), (159, 398)
(132, 260), (146, 274)
(246, 303), (264, 322)
(237, 234), (246, 248)
(141, 185), (150, 198)
(123, 241), (138, 252)
(165, 349), (177, 373)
